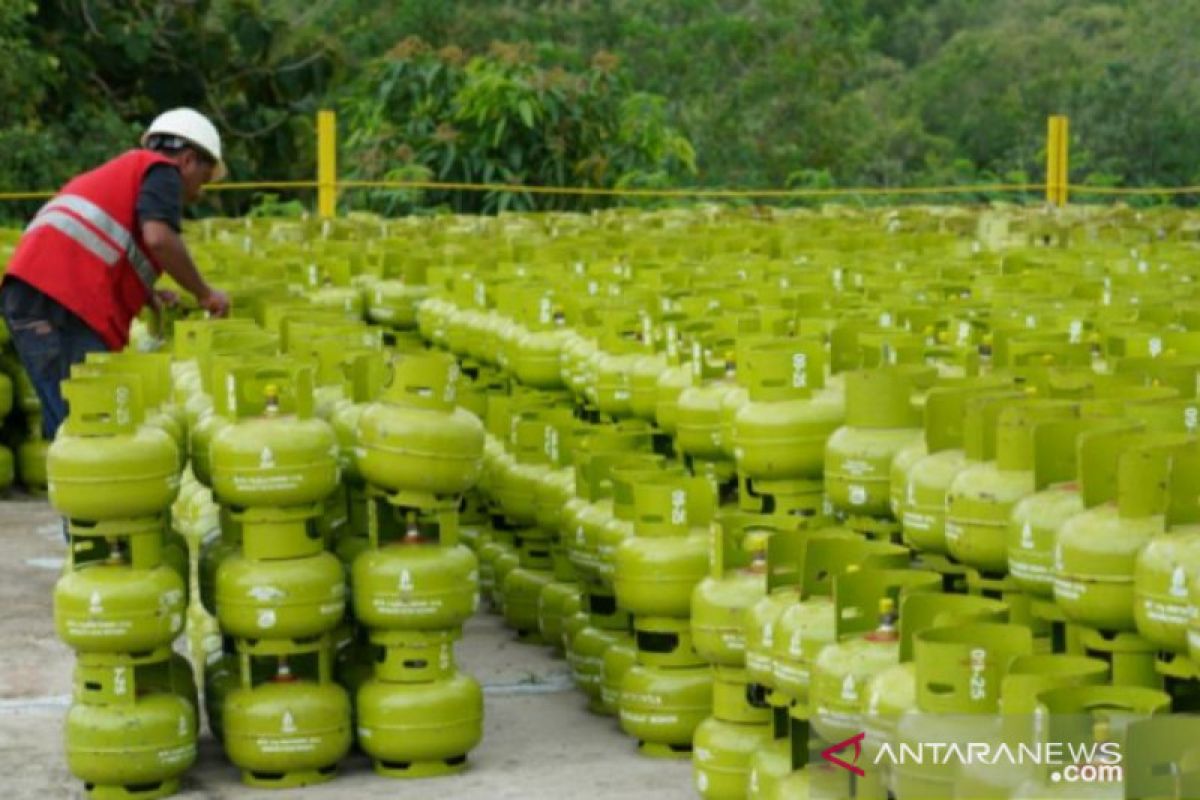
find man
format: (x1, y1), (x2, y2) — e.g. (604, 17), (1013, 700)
(1, 107), (231, 439)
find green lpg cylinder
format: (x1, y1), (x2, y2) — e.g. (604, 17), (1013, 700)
(595, 459), (675, 591)
(901, 390), (1021, 558)
(675, 340), (741, 477)
(358, 351), (485, 498)
(502, 532), (555, 642)
(491, 545), (521, 612)
(223, 650), (351, 788)
(1010, 686), (1171, 800)
(188, 406), (229, 489)
(619, 662), (714, 758)
(66, 691), (196, 800)
(491, 407), (555, 528)
(0, 443), (14, 493)
(569, 618), (625, 712)
(198, 509), (241, 615)
(614, 475), (714, 621)
(512, 317), (572, 392)
(209, 365), (339, 511)
(82, 352), (186, 462)
(55, 524), (185, 654)
(745, 733), (792, 800)
(216, 550), (345, 640)
(771, 596), (835, 709)
(0, 370), (12, 420)
(548, 587), (585, 654)
(49, 375), (180, 522)
(812, 584), (1005, 752)
(1056, 428), (1180, 632)
(366, 279), (430, 331)
(593, 337), (645, 420)
(204, 648), (238, 742)
(692, 512), (791, 670)
(808, 571), (946, 749)
(600, 634), (638, 715)
(767, 535), (909, 711)
(946, 399), (1078, 573)
(693, 714), (772, 799)
(630, 333), (673, 424)
(18, 434), (49, 493)
(731, 340), (843, 516)
(357, 669), (484, 778)
(1135, 441), (1200, 659)
(746, 533), (900, 694)
(1006, 418), (1098, 598)
(655, 357), (695, 437)
(825, 367), (932, 536)
(351, 515), (478, 632)
(891, 623), (1035, 800)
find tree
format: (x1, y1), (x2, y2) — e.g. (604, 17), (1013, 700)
(339, 38), (696, 214)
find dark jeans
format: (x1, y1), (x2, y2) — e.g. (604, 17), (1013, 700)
(0, 278), (108, 440)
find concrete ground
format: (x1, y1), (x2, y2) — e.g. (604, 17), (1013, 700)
(0, 496), (694, 799)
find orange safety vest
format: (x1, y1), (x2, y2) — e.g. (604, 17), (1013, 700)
(5, 149), (175, 350)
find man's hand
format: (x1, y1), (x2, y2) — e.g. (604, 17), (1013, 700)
(153, 289), (180, 309)
(141, 221), (229, 319)
(198, 288), (230, 318)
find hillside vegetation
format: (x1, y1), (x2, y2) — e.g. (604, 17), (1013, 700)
(3, 1), (1196, 213)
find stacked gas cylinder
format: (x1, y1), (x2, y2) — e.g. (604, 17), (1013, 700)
(0, 227), (54, 490)
(49, 372), (192, 799)
(350, 350), (485, 777)
(204, 361), (350, 788)
(37, 205), (1200, 798)
(408, 205), (1200, 800)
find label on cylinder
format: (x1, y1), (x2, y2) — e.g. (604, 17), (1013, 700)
(619, 709), (681, 726)
(1140, 598), (1189, 625)
(231, 473), (305, 493)
(66, 618), (133, 637)
(1053, 577), (1087, 602)
(903, 510), (936, 532)
(1008, 561), (1051, 584)
(371, 597), (444, 616)
(156, 743), (196, 766)
(255, 736), (320, 754)
(840, 459), (876, 477)
(774, 662), (810, 687)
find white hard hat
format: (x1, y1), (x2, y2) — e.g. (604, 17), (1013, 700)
(142, 108), (226, 180)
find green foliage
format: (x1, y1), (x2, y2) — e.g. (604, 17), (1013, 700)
(0, 0), (343, 218)
(339, 38), (695, 213)
(1, 0), (1200, 217)
(246, 193), (307, 218)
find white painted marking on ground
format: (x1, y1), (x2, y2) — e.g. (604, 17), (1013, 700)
(24, 557), (63, 570)
(34, 523), (63, 540)
(482, 674), (574, 696)
(0, 694), (71, 714)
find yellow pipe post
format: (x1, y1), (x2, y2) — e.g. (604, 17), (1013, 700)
(1046, 116), (1060, 206)
(1046, 115), (1069, 207)
(1056, 115), (1069, 206)
(317, 109), (337, 219)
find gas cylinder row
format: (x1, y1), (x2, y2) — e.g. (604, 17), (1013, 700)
(49, 372), (193, 800)
(187, 347), (488, 788)
(47, 330), (490, 794)
(428, 281), (1200, 800)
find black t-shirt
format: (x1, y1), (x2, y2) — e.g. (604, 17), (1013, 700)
(135, 163), (183, 232)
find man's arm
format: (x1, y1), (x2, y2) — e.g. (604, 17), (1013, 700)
(141, 220), (229, 316)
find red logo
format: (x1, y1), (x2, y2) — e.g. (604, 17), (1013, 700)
(821, 732), (866, 777)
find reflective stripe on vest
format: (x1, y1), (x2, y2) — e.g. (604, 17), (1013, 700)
(28, 193), (158, 290)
